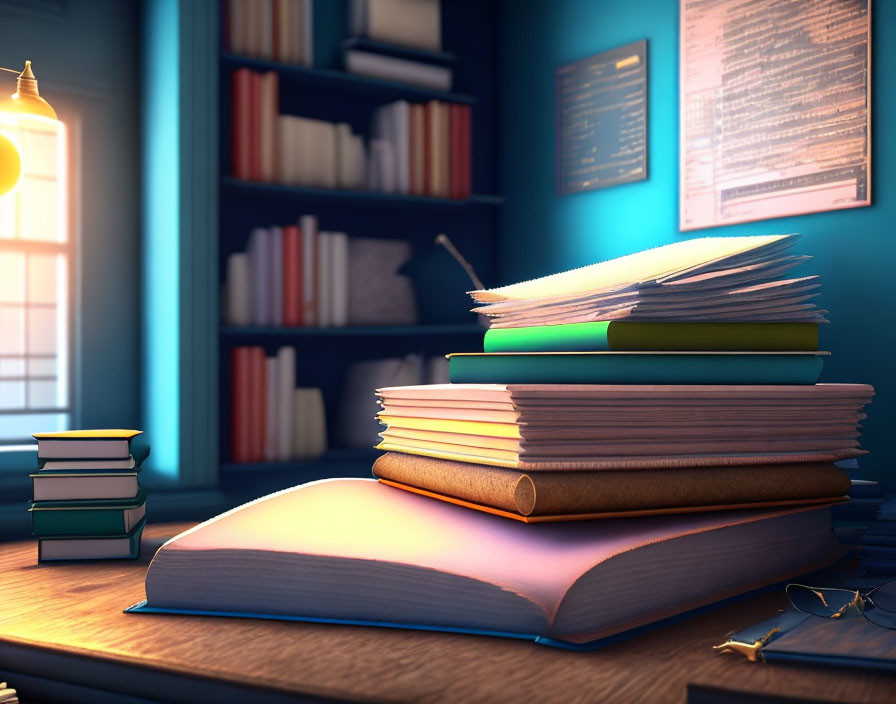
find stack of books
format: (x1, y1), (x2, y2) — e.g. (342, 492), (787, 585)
(132, 235), (874, 649)
(29, 430), (148, 561)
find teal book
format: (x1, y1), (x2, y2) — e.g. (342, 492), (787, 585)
(482, 321), (819, 353)
(38, 519), (145, 562)
(447, 352), (825, 385)
(30, 488), (147, 537)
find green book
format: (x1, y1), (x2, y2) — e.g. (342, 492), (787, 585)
(30, 488), (147, 537)
(447, 352), (825, 385)
(38, 519), (145, 562)
(482, 322), (819, 353)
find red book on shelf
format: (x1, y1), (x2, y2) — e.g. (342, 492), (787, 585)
(249, 71), (263, 181)
(282, 225), (302, 326)
(230, 69), (252, 180)
(449, 104), (462, 199)
(229, 346), (251, 463)
(248, 346), (266, 462)
(460, 105), (472, 198)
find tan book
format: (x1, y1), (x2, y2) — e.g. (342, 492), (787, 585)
(372, 452), (850, 520)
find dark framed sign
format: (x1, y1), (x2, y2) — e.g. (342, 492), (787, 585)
(556, 40), (648, 195)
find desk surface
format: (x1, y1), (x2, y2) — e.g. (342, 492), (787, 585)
(1, 523), (894, 704)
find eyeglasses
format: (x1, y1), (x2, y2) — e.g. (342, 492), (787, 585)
(786, 581), (896, 629)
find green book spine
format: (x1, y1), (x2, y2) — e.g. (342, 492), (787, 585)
(448, 353), (824, 385)
(30, 489), (146, 537)
(482, 322), (820, 353)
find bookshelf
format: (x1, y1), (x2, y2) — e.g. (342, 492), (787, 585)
(217, 1), (500, 479)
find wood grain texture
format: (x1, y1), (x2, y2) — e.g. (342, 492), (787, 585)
(0, 523), (894, 703)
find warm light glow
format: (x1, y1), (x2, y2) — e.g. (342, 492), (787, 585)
(0, 109), (68, 439)
(0, 133), (21, 196)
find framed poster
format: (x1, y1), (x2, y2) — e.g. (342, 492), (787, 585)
(556, 40), (648, 195)
(680, 0), (870, 230)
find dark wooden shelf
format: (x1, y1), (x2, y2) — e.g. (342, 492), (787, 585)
(220, 52), (475, 105)
(340, 37), (457, 65)
(220, 323), (484, 338)
(220, 176), (503, 208)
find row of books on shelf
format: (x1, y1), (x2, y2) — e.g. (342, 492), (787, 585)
(224, 0), (313, 67)
(230, 69), (472, 198)
(29, 430), (148, 561)
(229, 346), (327, 464)
(223, 218), (418, 328)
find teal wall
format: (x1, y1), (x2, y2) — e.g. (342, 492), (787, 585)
(498, 0), (893, 485)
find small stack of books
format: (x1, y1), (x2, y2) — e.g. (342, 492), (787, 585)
(29, 430), (148, 562)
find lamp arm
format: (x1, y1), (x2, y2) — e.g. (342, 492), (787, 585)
(0, 68), (19, 75)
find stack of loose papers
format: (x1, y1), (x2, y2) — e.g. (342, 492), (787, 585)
(471, 235), (827, 327)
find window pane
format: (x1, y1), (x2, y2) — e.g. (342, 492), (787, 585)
(20, 177), (59, 241)
(0, 306), (25, 354)
(27, 306), (57, 355)
(0, 412), (68, 440)
(27, 380), (57, 408)
(27, 254), (59, 304)
(26, 356), (55, 376)
(0, 381), (24, 410)
(0, 357), (25, 377)
(0, 252), (24, 302)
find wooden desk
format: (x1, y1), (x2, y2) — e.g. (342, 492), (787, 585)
(1, 523), (894, 704)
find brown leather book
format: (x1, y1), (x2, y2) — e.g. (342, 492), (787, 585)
(372, 452), (850, 521)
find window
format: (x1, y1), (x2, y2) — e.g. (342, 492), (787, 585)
(0, 111), (69, 442)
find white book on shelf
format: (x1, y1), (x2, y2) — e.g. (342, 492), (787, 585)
(225, 252), (251, 326)
(268, 227), (284, 326)
(248, 227), (270, 325)
(350, 0), (368, 37)
(365, 0), (441, 51)
(335, 123), (352, 189)
(393, 101), (410, 194)
(344, 51), (452, 92)
(276, 115), (297, 184)
(410, 103), (425, 195)
(291, 0), (313, 67)
(276, 345), (296, 461)
(330, 232), (350, 327)
(258, 0), (273, 59)
(299, 214), (318, 326)
(319, 120), (337, 189)
(265, 356), (279, 460)
(317, 232), (333, 327)
(352, 134), (367, 189)
(260, 72), (278, 182)
(292, 387), (327, 460)
(368, 138), (396, 193)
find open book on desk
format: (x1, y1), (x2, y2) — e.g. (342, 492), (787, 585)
(128, 479), (842, 648)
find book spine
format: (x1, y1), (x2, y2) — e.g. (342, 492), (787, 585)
(248, 346), (266, 462)
(448, 354), (825, 385)
(300, 215), (318, 326)
(249, 71), (262, 180)
(230, 69), (252, 179)
(482, 322), (820, 353)
(276, 346), (296, 461)
(282, 225), (302, 326)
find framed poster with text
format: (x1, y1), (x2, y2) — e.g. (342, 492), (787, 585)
(680, 0), (870, 230)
